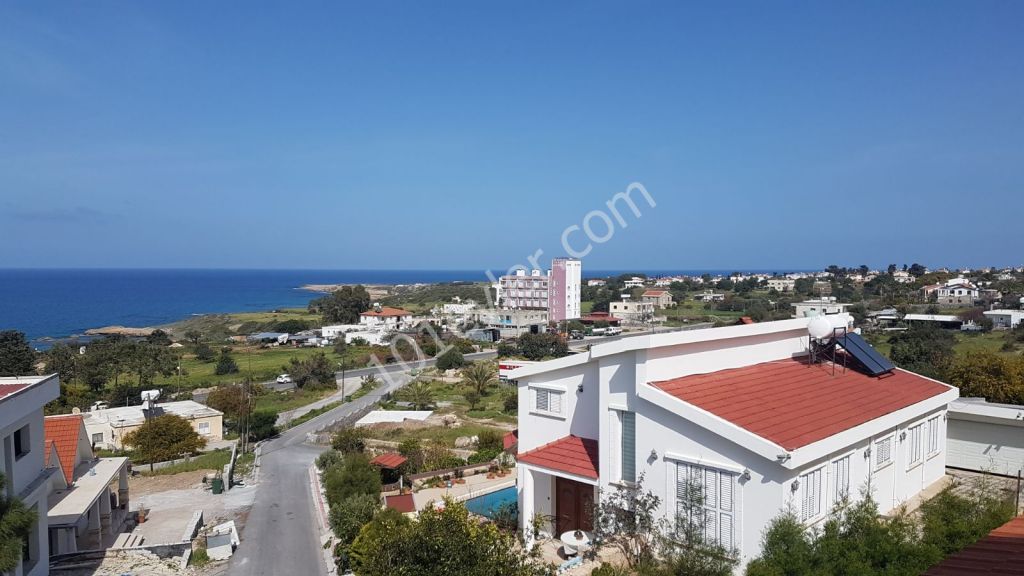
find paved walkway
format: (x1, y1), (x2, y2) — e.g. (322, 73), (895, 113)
(412, 468), (516, 511)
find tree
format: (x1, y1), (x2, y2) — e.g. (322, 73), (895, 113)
(0, 472), (36, 571)
(360, 374), (379, 392)
(330, 494), (382, 572)
(215, 350), (239, 375)
(247, 410), (278, 441)
(516, 332), (569, 361)
(309, 285), (372, 324)
(476, 428), (503, 453)
(332, 427), (366, 454)
(184, 329), (203, 345)
(461, 361), (498, 395)
(323, 453), (381, 507)
(194, 342), (215, 362)
(945, 352), (1024, 404)
(44, 342), (77, 385)
(205, 383), (248, 422)
(288, 352), (335, 390)
(887, 326), (956, 380)
(397, 438), (425, 474)
(122, 414), (206, 467)
(349, 499), (543, 576)
(464, 390), (482, 411)
(436, 347), (466, 370)
(0, 330), (35, 376)
(401, 379), (435, 410)
(145, 329), (172, 346)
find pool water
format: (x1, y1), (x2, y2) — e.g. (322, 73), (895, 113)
(465, 486), (517, 519)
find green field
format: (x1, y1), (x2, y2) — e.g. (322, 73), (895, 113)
(869, 330), (1019, 359)
(151, 345), (374, 389)
(140, 449), (232, 476)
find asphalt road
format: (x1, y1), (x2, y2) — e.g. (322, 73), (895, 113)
(226, 351), (476, 576)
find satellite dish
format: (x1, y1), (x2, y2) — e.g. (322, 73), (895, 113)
(808, 315), (834, 341)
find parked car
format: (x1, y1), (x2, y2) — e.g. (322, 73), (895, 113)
(276, 374), (293, 384)
(606, 327), (622, 336)
(569, 330), (585, 340)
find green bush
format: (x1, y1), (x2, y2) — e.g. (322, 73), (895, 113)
(332, 427), (366, 454)
(323, 453), (381, 507)
(436, 348), (466, 370)
(316, 450), (343, 471)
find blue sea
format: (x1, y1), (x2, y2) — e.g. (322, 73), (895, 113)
(0, 268), (797, 344)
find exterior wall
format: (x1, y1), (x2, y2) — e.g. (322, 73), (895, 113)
(947, 417), (1024, 476)
(609, 301), (655, 322)
(87, 414), (224, 450)
(516, 362), (599, 454)
(549, 258), (582, 322)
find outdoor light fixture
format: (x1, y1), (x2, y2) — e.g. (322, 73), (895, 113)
(864, 447), (872, 459)
(741, 469), (751, 481)
(900, 431), (907, 441)
(791, 479), (800, 491)
(776, 453), (791, 463)
(650, 449), (658, 460)
(577, 383), (584, 393)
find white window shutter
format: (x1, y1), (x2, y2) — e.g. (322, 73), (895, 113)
(720, 473), (733, 512)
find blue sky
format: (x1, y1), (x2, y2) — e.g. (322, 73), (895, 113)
(1, 1), (1022, 271)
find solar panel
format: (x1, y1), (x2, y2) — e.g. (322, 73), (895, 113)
(840, 332), (895, 376)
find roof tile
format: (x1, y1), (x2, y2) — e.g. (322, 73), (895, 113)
(45, 414), (86, 484)
(518, 435), (598, 479)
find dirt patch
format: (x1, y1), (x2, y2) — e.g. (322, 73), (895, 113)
(130, 470), (211, 498)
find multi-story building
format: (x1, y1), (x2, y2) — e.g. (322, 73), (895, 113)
(766, 277), (796, 292)
(791, 297), (850, 318)
(935, 280), (979, 307)
(1, 374), (60, 576)
(511, 317), (957, 569)
(495, 258), (582, 322)
(472, 308), (549, 339)
(359, 305), (413, 330)
(549, 258), (582, 322)
(641, 289), (674, 309)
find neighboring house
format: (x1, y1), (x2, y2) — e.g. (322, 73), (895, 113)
(892, 270), (915, 284)
(791, 298), (851, 318)
(44, 414), (130, 555)
(936, 280), (979, 307)
(984, 309), (1024, 329)
(512, 317), (957, 567)
(473, 308), (549, 339)
(698, 291), (725, 303)
(623, 277), (646, 289)
(586, 279), (606, 287)
(82, 400), (224, 450)
(1, 375), (60, 576)
(498, 269), (550, 310)
(641, 290), (674, 309)
(922, 515), (1024, 575)
(946, 398), (1024, 477)
(579, 312), (622, 326)
(609, 301), (655, 323)
(359, 306), (413, 330)
(766, 278), (796, 292)
(496, 259), (582, 322)
(247, 332), (289, 345)
(903, 314), (964, 329)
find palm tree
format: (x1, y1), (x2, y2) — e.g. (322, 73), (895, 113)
(360, 374), (380, 391)
(461, 361), (498, 396)
(404, 380), (435, 410)
(0, 472), (35, 571)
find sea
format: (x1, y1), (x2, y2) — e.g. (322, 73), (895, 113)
(0, 268), (793, 346)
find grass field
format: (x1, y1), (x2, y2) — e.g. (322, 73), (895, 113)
(140, 449), (232, 476)
(869, 330), (1019, 359)
(151, 344), (374, 389)
(253, 387), (337, 414)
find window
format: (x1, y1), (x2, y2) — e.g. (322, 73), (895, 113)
(197, 422), (211, 436)
(906, 423), (923, 469)
(874, 435), (893, 469)
(675, 462), (736, 548)
(533, 388), (563, 416)
(927, 416), (941, 456)
(831, 455), (851, 505)
(13, 425), (30, 459)
(616, 411), (636, 483)
(799, 467), (824, 522)
(91, 432), (104, 444)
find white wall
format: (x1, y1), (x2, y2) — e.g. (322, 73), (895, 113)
(947, 417), (1024, 476)
(516, 361), (599, 453)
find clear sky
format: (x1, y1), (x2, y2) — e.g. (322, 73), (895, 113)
(1, 1), (1022, 271)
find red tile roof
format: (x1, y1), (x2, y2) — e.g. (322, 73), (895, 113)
(651, 358), (951, 450)
(503, 429), (519, 452)
(923, 515), (1024, 575)
(0, 384), (29, 401)
(361, 307), (411, 317)
(518, 435), (598, 479)
(642, 290), (668, 296)
(385, 493), (416, 514)
(45, 414), (86, 484)
(738, 316), (755, 324)
(370, 453), (407, 469)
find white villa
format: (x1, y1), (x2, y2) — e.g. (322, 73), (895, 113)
(512, 316), (957, 567)
(359, 306), (413, 330)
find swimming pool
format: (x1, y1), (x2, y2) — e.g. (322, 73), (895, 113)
(464, 486), (517, 519)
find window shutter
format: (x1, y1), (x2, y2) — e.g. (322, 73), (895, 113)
(550, 391), (562, 414)
(704, 468), (719, 509)
(620, 411), (636, 483)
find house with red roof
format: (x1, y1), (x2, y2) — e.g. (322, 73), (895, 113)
(510, 315), (958, 567)
(640, 289), (673, 309)
(359, 305), (413, 330)
(44, 413), (130, 555)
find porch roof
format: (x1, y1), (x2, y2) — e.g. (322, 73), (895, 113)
(47, 457), (128, 527)
(517, 435), (598, 479)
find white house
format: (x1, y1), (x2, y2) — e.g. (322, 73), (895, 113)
(359, 306), (413, 330)
(623, 277), (646, 289)
(1, 375), (60, 576)
(609, 301), (655, 323)
(791, 297), (850, 318)
(766, 278), (796, 292)
(935, 279), (979, 307)
(983, 309), (1024, 330)
(512, 317), (957, 568)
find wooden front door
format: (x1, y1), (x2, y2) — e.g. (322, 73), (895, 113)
(555, 477), (594, 535)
